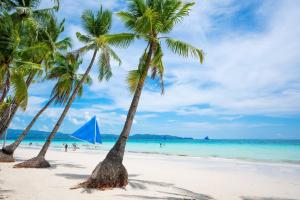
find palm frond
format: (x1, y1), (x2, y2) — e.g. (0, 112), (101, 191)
(10, 71), (28, 110)
(98, 49), (112, 81)
(129, 0), (146, 16)
(150, 43), (165, 94)
(134, 7), (157, 34)
(72, 43), (96, 57)
(78, 74), (92, 86)
(106, 46), (121, 65)
(126, 50), (148, 93)
(127, 69), (141, 94)
(104, 33), (136, 48)
(19, 42), (50, 62)
(81, 7), (112, 37)
(172, 2), (195, 23)
(49, 53), (88, 105)
(166, 38), (204, 63)
(55, 37), (72, 50)
(117, 11), (136, 31)
(76, 32), (92, 43)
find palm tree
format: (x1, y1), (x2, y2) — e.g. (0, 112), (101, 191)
(79, 0), (204, 189)
(0, 65), (33, 139)
(0, 54), (91, 162)
(0, 14), (70, 137)
(1, 0), (59, 19)
(0, 0), (59, 104)
(0, 0), (61, 137)
(0, 11), (22, 104)
(14, 6), (135, 168)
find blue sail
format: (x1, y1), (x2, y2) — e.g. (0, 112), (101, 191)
(71, 116), (102, 144)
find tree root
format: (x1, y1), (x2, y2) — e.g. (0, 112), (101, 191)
(13, 156), (50, 168)
(76, 160), (128, 190)
(0, 150), (15, 162)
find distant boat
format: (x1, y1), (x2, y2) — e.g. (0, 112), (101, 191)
(71, 116), (102, 144)
(204, 136), (210, 140)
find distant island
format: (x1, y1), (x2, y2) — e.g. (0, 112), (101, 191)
(2, 129), (195, 141)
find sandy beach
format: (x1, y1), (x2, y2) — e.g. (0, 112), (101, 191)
(0, 147), (299, 200)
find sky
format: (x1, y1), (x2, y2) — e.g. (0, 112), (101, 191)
(10, 0), (300, 139)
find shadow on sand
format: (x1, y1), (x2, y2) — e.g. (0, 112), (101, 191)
(241, 197), (297, 200)
(119, 178), (214, 200)
(55, 173), (89, 180)
(55, 173), (141, 181)
(54, 172), (214, 199)
(52, 163), (86, 169)
(0, 182), (13, 200)
(13, 157), (86, 170)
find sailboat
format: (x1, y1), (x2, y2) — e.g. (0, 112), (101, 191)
(71, 116), (102, 146)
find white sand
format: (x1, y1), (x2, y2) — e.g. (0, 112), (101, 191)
(0, 147), (300, 200)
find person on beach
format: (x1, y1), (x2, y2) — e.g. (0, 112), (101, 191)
(72, 143), (77, 151)
(64, 144), (68, 152)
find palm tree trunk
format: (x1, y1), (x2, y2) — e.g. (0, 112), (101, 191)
(106, 45), (154, 162)
(82, 43), (155, 189)
(0, 72), (10, 104)
(38, 49), (98, 158)
(13, 49), (98, 168)
(1, 95), (57, 158)
(0, 102), (17, 136)
(0, 72), (35, 137)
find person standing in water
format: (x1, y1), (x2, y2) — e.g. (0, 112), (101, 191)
(64, 144), (68, 152)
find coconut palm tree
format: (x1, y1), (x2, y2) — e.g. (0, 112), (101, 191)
(0, 10), (41, 136)
(1, 0), (59, 18)
(78, 0), (204, 189)
(14, 6), (135, 168)
(0, 54), (91, 162)
(0, 11), (22, 104)
(0, 0), (59, 103)
(0, 14), (70, 137)
(0, 0), (61, 136)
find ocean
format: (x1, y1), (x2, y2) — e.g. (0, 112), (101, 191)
(1, 139), (300, 164)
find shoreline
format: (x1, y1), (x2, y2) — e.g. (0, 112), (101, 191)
(1, 147), (300, 200)
(15, 144), (300, 166)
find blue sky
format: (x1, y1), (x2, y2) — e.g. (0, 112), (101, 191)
(10, 0), (300, 139)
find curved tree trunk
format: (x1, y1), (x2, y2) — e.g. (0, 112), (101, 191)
(0, 72), (35, 137)
(0, 95), (57, 163)
(0, 102), (17, 137)
(0, 70), (10, 104)
(14, 49), (98, 169)
(81, 43), (155, 190)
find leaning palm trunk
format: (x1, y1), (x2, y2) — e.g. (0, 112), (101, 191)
(0, 102), (18, 135)
(14, 50), (98, 168)
(79, 43), (155, 189)
(0, 64), (10, 104)
(0, 95), (57, 163)
(0, 75), (10, 104)
(0, 86), (8, 104)
(0, 72), (35, 137)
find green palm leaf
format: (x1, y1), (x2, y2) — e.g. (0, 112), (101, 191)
(104, 33), (136, 48)
(166, 38), (204, 63)
(10, 71), (28, 110)
(98, 49), (112, 81)
(127, 69), (141, 94)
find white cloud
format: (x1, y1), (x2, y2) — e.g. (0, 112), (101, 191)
(10, 0), (300, 137)
(86, 0), (300, 117)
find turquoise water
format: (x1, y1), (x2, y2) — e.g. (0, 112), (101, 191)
(1, 139), (300, 164)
